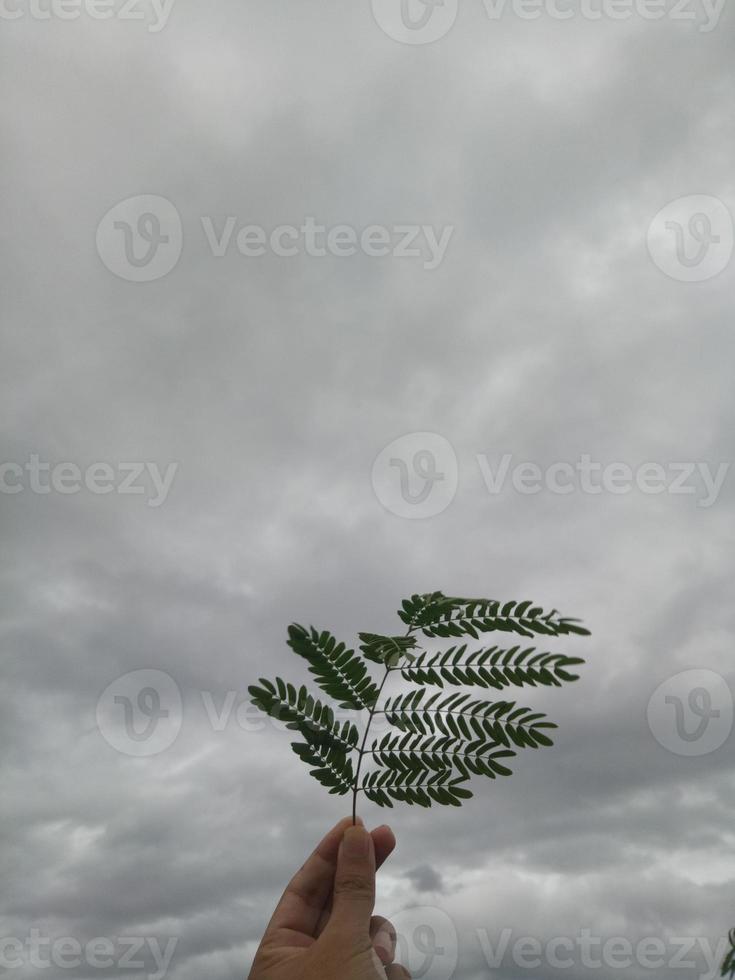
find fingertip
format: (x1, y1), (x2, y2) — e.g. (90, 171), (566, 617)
(341, 814), (365, 827)
(371, 823), (396, 861)
(341, 824), (372, 859)
(373, 823), (395, 843)
(330, 815), (364, 839)
(314, 816), (364, 861)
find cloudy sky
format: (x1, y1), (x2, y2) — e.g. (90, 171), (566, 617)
(1, 2), (735, 979)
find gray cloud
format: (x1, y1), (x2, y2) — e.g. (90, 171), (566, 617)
(1, 2), (734, 979)
(406, 864), (447, 894)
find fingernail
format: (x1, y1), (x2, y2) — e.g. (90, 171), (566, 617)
(343, 825), (370, 858)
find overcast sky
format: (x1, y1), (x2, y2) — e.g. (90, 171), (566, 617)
(1, 2), (735, 979)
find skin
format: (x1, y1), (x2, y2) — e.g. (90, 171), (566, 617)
(248, 817), (412, 980)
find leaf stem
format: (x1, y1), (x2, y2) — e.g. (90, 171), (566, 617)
(351, 629), (415, 824)
(351, 665), (391, 825)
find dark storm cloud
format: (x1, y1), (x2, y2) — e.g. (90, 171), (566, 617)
(406, 864), (447, 893)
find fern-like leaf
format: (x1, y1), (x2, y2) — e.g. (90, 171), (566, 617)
(292, 742), (354, 796)
(287, 624), (380, 709)
(362, 765), (473, 808)
(248, 678), (359, 752)
(398, 592), (591, 639)
(370, 731), (518, 779)
(397, 644), (584, 690)
(382, 690), (557, 749)
(249, 591), (591, 816)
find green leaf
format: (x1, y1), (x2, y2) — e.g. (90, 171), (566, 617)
(397, 592), (591, 639)
(358, 632), (418, 666)
(287, 624), (380, 709)
(362, 765), (473, 808)
(248, 678), (359, 753)
(292, 742), (354, 796)
(370, 730), (518, 779)
(382, 689), (557, 749)
(250, 591), (590, 813)
(398, 645), (585, 690)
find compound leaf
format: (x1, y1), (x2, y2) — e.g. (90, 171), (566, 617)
(250, 592), (590, 810)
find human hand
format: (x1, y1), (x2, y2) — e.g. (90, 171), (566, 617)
(248, 817), (411, 980)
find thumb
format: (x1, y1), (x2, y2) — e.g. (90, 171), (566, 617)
(327, 824), (376, 939)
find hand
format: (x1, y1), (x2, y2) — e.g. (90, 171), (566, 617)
(248, 817), (411, 980)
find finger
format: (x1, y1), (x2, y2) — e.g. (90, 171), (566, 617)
(326, 824), (376, 939)
(384, 965), (412, 979)
(371, 915), (397, 965)
(372, 824), (396, 869)
(265, 816), (362, 938)
(315, 824), (395, 937)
